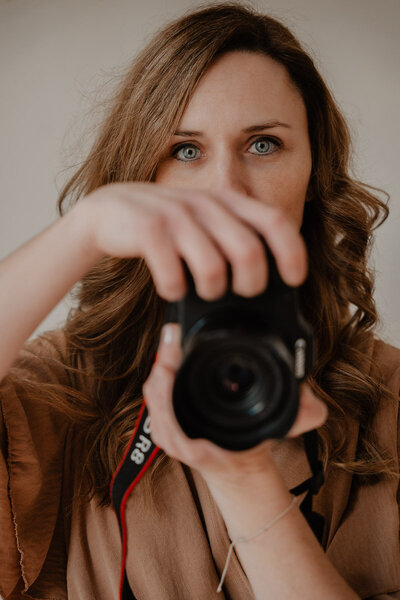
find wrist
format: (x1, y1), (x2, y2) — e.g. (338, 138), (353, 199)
(69, 197), (106, 264)
(201, 451), (289, 509)
(199, 440), (278, 490)
(201, 458), (294, 542)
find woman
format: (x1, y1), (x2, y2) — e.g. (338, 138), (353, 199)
(0, 3), (399, 599)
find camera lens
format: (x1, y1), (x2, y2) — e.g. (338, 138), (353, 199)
(215, 359), (255, 399)
(200, 343), (282, 422)
(173, 329), (298, 450)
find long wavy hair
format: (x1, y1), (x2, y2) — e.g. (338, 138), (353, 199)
(27, 2), (398, 508)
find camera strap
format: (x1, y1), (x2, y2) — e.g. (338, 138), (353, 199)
(110, 402), (325, 600)
(110, 401), (160, 600)
(291, 429), (325, 542)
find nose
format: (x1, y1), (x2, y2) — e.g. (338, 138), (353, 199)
(205, 154), (250, 197)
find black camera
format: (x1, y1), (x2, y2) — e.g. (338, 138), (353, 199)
(167, 239), (314, 451)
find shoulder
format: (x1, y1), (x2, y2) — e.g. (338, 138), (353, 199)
(14, 328), (67, 365)
(0, 329), (72, 599)
(6, 329), (69, 385)
(370, 336), (400, 394)
(363, 337), (400, 456)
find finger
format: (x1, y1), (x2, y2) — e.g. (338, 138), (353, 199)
(134, 191), (229, 301)
(142, 324), (183, 447)
(165, 204), (229, 301)
(143, 323), (182, 414)
(138, 214), (188, 301)
(145, 324), (219, 460)
(215, 188), (308, 286)
(287, 383), (328, 438)
(155, 323), (183, 371)
(160, 187), (268, 298)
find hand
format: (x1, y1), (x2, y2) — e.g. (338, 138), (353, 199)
(81, 182), (308, 301)
(143, 323), (328, 482)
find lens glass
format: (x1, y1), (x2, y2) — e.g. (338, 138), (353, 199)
(214, 358), (255, 400)
(179, 333), (290, 435)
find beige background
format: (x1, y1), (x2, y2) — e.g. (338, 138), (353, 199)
(0, 0), (399, 346)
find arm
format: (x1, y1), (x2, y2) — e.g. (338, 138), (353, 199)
(0, 202), (102, 381)
(204, 464), (360, 600)
(0, 182), (307, 382)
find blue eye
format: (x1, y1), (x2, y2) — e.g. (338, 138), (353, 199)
(171, 137), (280, 162)
(173, 144), (201, 161)
(248, 137), (280, 155)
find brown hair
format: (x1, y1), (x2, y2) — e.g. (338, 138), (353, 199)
(31, 2), (398, 507)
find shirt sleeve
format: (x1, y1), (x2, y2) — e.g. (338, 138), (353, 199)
(0, 331), (71, 600)
(365, 344), (400, 600)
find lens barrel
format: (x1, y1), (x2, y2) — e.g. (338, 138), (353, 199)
(173, 328), (299, 450)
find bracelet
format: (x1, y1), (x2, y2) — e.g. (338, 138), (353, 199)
(216, 495), (299, 593)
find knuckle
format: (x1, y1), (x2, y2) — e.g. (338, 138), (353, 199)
(200, 259), (227, 286)
(184, 189), (211, 205)
(234, 237), (265, 266)
(142, 378), (155, 399)
(141, 212), (167, 237)
(191, 191), (217, 209)
(190, 446), (207, 464)
(167, 201), (193, 226)
(143, 369), (164, 401)
(267, 206), (287, 228)
(150, 426), (162, 447)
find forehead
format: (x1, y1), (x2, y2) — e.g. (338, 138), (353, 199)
(179, 51), (307, 129)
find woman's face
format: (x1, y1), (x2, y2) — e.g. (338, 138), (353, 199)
(156, 51), (312, 230)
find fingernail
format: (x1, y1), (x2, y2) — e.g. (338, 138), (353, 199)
(161, 323), (181, 346)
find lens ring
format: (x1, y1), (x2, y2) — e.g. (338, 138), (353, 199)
(183, 337), (285, 426)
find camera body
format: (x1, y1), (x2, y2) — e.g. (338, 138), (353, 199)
(166, 241), (314, 451)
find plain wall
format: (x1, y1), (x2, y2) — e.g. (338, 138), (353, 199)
(0, 0), (399, 346)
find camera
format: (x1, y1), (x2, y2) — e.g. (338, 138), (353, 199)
(167, 238), (314, 451)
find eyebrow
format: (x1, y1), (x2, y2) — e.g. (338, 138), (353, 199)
(173, 121), (292, 136)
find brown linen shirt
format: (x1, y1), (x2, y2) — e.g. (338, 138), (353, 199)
(0, 330), (399, 600)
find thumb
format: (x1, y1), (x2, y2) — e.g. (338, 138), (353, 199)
(287, 383), (328, 439)
(155, 323), (183, 371)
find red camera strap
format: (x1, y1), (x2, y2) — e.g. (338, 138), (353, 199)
(110, 401), (325, 600)
(110, 401), (159, 600)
